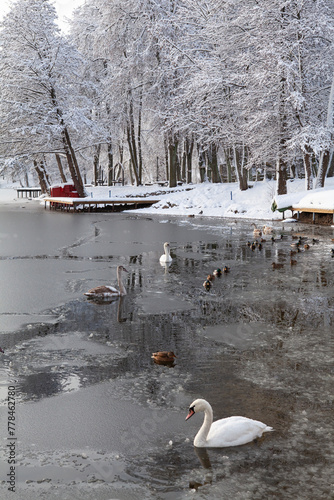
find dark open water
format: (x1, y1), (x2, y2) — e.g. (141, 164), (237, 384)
(0, 200), (333, 499)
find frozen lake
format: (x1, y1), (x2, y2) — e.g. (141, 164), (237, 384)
(0, 201), (334, 499)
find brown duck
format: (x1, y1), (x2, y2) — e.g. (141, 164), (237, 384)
(152, 351), (176, 365)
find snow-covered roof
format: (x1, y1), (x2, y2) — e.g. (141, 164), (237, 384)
(273, 186), (334, 212)
(293, 188), (334, 210)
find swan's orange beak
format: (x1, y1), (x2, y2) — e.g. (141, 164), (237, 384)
(185, 408), (195, 421)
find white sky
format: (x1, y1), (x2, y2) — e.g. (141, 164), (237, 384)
(0, 0), (85, 32)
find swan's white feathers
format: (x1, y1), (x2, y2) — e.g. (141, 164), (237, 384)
(160, 242), (172, 263)
(187, 398), (273, 448)
(206, 416), (273, 447)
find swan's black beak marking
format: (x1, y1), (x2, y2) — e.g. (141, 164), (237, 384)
(185, 406), (195, 421)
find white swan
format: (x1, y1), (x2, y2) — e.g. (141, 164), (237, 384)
(263, 225), (274, 235)
(84, 265), (128, 298)
(159, 242), (172, 263)
(185, 399), (273, 448)
(251, 223), (262, 237)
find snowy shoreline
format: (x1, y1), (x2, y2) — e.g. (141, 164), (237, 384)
(1, 178), (334, 222)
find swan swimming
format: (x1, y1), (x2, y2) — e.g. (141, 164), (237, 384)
(84, 265), (128, 298)
(251, 223), (262, 237)
(185, 398), (273, 448)
(159, 242), (173, 263)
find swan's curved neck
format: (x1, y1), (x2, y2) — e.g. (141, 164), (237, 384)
(194, 404), (213, 447)
(165, 246), (171, 258)
(117, 268), (127, 296)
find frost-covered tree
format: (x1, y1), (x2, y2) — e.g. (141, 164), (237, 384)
(156, 0), (334, 192)
(0, 0), (97, 195)
(229, 0), (334, 193)
(148, 1), (248, 187)
(66, 0), (334, 191)
(71, 0), (167, 186)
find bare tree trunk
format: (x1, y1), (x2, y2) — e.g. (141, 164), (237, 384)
(233, 146), (248, 190)
(198, 146), (206, 182)
(63, 128), (84, 193)
(24, 170), (29, 187)
(315, 150), (331, 188)
(276, 157), (288, 195)
(126, 96), (142, 186)
(107, 142), (113, 186)
(93, 144), (101, 185)
(34, 159), (50, 194)
(128, 159), (135, 185)
(303, 145), (313, 190)
(60, 128), (85, 197)
(50, 85), (85, 197)
(185, 136), (194, 184)
(126, 121), (138, 185)
(137, 89), (143, 184)
(168, 133), (178, 188)
(315, 70), (334, 187)
(176, 150), (181, 183)
(181, 150), (186, 181)
(207, 143), (220, 183)
(276, 78), (288, 195)
(55, 154), (67, 183)
(225, 148), (233, 182)
(327, 152), (334, 177)
(119, 142), (124, 164)
(276, 16), (289, 196)
(164, 135), (169, 181)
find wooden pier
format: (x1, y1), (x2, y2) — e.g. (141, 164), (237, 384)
(44, 196), (160, 212)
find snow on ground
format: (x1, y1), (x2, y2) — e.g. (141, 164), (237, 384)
(1, 177), (334, 221)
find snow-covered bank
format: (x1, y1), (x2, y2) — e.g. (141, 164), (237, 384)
(87, 178), (334, 220)
(1, 178), (334, 221)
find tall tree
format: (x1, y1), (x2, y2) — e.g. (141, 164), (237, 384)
(231, 0), (334, 192)
(71, 0), (163, 186)
(0, 0), (93, 195)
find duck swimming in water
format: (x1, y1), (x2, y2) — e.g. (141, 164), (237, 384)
(152, 351), (176, 361)
(203, 279), (212, 291)
(272, 262), (284, 269)
(152, 351), (176, 366)
(84, 265), (128, 298)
